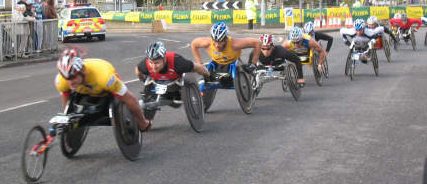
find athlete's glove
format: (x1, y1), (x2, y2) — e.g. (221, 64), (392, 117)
(344, 40), (351, 46)
(244, 63), (257, 73)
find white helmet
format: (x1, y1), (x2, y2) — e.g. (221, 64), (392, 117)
(210, 22), (228, 42)
(288, 27), (303, 42)
(303, 21), (315, 34)
(57, 48), (83, 79)
(367, 16), (378, 25)
(394, 13), (402, 19)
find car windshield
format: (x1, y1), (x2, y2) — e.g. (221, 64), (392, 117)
(70, 8), (100, 19)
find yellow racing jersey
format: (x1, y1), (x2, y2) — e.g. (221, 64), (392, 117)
(287, 34), (312, 55)
(55, 59), (127, 97)
(208, 37), (241, 65)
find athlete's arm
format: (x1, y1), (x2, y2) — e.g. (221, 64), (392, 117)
(174, 54), (210, 77)
(232, 37), (261, 65)
(314, 31), (333, 53)
(309, 38), (326, 65)
(191, 37), (211, 65)
(115, 90), (150, 130)
(281, 40), (291, 49)
(409, 18), (423, 30)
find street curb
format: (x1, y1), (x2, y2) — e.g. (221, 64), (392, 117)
(0, 55), (58, 69)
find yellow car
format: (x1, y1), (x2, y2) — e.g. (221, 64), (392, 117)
(58, 4), (106, 42)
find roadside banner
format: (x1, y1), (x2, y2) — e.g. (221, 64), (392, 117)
(233, 10), (249, 24)
(212, 9), (233, 24)
(304, 8), (326, 24)
(257, 9), (280, 24)
(124, 12), (140, 22)
(172, 11), (191, 23)
(407, 6), (423, 18)
(351, 7), (369, 20)
(370, 6), (389, 20)
(140, 11), (154, 23)
(424, 6), (427, 17)
(112, 12), (126, 21)
(389, 6), (406, 18)
(154, 10), (173, 24)
(190, 10), (212, 24)
(284, 7), (294, 29)
(292, 8), (303, 23)
(101, 11), (115, 20)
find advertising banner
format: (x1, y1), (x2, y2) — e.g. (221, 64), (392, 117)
(370, 6), (389, 20)
(124, 12), (140, 22)
(257, 9), (280, 24)
(190, 10), (212, 24)
(140, 11), (154, 23)
(233, 10), (249, 24)
(172, 11), (191, 23)
(304, 8), (327, 23)
(389, 6), (406, 18)
(112, 12), (126, 21)
(212, 9), (233, 24)
(351, 7), (369, 20)
(407, 6), (423, 19)
(154, 10), (173, 24)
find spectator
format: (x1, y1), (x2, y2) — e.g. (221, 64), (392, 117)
(13, 4), (35, 58)
(33, 0), (44, 53)
(158, 3), (164, 11)
(43, 0), (57, 19)
(245, 0), (257, 30)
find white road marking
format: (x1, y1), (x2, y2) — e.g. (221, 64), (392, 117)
(0, 75), (31, 82)
(179, 43), (190, 49)
(124, 79), (139, 84)
(159, 38), (181, 43)
(123, 55), (144, 62)
(120, 40), (137, 43)
(0, 100), (47, 113)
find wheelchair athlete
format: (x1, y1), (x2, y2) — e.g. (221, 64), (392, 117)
(249, 34), (304, 85)
(54, 48), (151, 132)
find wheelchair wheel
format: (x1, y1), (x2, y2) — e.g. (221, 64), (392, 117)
(345, 51), (352, 76)
(234, 65), (255, 114)
(182, 83), (205, 133)
(142, 94), (157, 120)
(312, 53), (323, 86)
(322, 57), (329, 78)
(383, 38), (391, 63)
(21, 125), (48, 183)
(202, 89), (217, 112)
(60, 125), (89, 158)
(424, 32), (427, 46)
(285, 63), (301, 101)
(112, 101), (142, 161)
(410, 30), (416, 51)
(372, 50), (379, 76)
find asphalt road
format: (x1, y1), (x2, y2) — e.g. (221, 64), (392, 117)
(1, 30), (427, 184)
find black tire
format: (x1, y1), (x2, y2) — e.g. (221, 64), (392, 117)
(345, 51), (352, 76)
(182, 83), (205, 133)
(372, 50), (379, 76)
(60, 126), (89, 158)
(202, 89), (217, 112)
(142, 95), (157, 121)
(383, 38), (391, 63)
(234, 65), (255, 114)
(411, 30), (416, 51)
(312, 53), (323, 86)
(112, 101), (142, 161)
(350, 59), (356, 81)
(286, 63), (301, 101)
(424, 32), (427, 46)
(322, 57), (329, 78)
(98, 34), (106, 41)
(21, 125), (48, 183)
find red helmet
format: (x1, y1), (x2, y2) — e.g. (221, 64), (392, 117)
(57, 48), (83, 79)
(260, 34), (273, 46)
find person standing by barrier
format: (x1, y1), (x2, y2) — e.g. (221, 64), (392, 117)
(245, 0), (257, 30)
(43, 0), (57, 19)
(13, 4), (35, 58)
(33, 0), (44, 53)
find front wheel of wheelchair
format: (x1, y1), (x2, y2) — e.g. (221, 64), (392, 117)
(372, 50), (379, 77)
(182, 83), (205, 133)
(202, 89), (217, 112)
(142, 94), (157, 121)
(60, 125), (89, 158)
(424, 32), (427, 46)
(234, 65), (255, 114)
(345, 51), (351, 76)
(21, 125), (48, 183)
(312, 54), (323, 86)
(411, 31), (416, 51)
(285, 63), (301, 101)
(112, 101), (142, 161)
(383, 39), (391, 63)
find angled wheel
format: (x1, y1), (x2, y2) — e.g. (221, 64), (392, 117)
(312, 53), (323, 86)
(383, 38), (391, 63)
(21, 125), (48, 183)
(410, 30), (416, 51)
(142, 94), (157, 121)
(202, 89), (216, 112)
(234, 65), (255, 114)
(285, 63), (301, 101)
(350, 59), (356, 80)
(345, 51), (352, 76)
(60, 125), (89, 158)
(112, 101), (142, 161)
(372, 50), (379, 76)
(182, 73), (205, 133)
(322, 57), (329, 78)
(424, 32), (427, 46)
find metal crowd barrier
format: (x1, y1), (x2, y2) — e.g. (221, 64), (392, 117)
(0, 19), (58, 62)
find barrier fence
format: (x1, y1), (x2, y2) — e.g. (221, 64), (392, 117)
(0, 19), (58, 62)
(102, 6), (427, 26)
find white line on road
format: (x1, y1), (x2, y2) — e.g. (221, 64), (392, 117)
(124, 79), (139, 84)
(123, 55), (144, 62)
(159, 38), (181, 43)
(179, 43), (190, 49)
(0, 100), (47, 113)
(0, 75), (31, 82)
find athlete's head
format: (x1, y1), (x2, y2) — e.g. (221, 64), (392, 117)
(354, 19), (365, 35)
(146, 41), (167, 73)
(288, 27), (303, 44)
(394, 13), (401, 19)
(366, 16), (378, 29)
(211, 22), (229, 50)
(303, 21), (315, 34)
(260, 34), (274, 56)
(401, 13), (408, 22)
(57, 48), (84, 88)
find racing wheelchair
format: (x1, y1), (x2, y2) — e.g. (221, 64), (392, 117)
(21, 93), (142, 182)
(345, 38), (379, 80)
(390, 25), (416, 51)
(374, 34), (391, 63)
(199, 59), (256, 114)
(295, 46), (329, 86)
(252, 60), (301, 101)
(140, 73), (205, 132)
